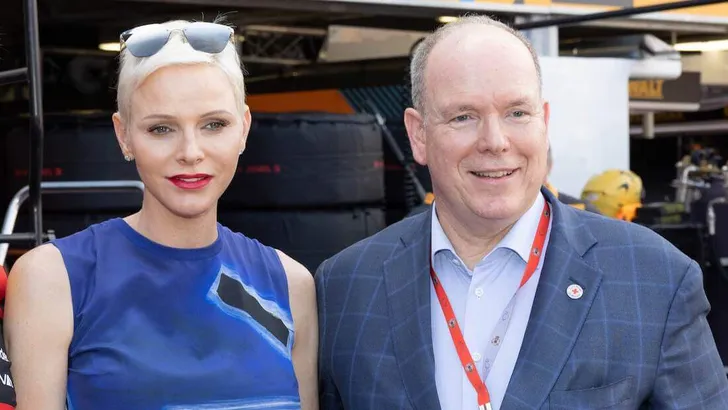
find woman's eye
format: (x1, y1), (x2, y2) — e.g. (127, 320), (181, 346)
(205, 120), (229, 131)
(148, 125), (172, 134)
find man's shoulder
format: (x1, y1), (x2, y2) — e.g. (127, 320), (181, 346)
(316, 211), (427, 277)
(567, 205), (695, 277)
(575, 207), (679, 247)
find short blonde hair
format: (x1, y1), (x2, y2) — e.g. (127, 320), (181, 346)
(116, 19), (246, 121)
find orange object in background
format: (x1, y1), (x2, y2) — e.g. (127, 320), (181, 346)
(616, 203), (643, 222)
(0, 266), (6, 319)
(247, 90), (355, 114)
(424, 192), (435, 205)
(0, 267), (6, 301)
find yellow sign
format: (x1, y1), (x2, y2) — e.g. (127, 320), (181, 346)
(629, 79), (665, 100)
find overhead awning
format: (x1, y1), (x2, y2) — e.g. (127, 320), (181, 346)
(124, 0), (728, 26)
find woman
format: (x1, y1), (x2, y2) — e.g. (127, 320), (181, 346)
(4, 19), (318, 410)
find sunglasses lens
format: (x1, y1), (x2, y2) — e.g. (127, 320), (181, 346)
(125, 25), (170, 57)
(184, 22), (232, 54)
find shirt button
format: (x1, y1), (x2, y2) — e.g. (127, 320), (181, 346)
(475, 287), (484, 298)
(473, 352), (482, 362)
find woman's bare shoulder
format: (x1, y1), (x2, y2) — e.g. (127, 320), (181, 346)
(274, 251), (315, 322)
(7, 243), (72, 321)
(9, 243), (68, 281)
(274, 251), (313, 289)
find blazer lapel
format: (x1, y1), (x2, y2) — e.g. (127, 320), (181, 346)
(502, 191), (604, 409)
(383, 209), (441, 410)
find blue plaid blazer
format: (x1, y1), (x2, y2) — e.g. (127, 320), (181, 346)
(315, 188), (728, 409)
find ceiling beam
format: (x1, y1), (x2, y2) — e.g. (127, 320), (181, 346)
(120, 0), (728, 27)
(578, 18), (728, 34)
(117, 0), (512, 19)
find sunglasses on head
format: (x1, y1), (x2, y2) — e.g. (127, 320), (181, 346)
(120, 22), (235, 58)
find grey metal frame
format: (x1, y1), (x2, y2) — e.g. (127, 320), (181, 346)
(0, 181), (145, 266)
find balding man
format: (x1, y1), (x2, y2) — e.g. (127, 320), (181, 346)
(315, 15), (728, 410)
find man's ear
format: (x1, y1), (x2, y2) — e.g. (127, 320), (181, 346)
(112, 112), (133, 160)
(542, 100), (550, 130)
(404, 107), (427, 166)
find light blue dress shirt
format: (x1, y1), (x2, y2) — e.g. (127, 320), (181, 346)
(430, 192), (553, 410)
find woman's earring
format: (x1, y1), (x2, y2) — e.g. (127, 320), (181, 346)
(124, 154), (133, 162)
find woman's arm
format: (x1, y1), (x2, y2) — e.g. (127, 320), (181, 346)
(4, 244), (74, 410)
(276, 251), (319, 410)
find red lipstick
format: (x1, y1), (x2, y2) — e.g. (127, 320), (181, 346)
(167, 173), (212, 190)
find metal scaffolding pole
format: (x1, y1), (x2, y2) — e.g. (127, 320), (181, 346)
(0, 68), (28, 87)
(514, 0), (728, 30)
(0, 0), (45, 254)
(23, 0), (44, 247)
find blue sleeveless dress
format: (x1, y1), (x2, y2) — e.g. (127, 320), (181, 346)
(51, 218), (301, 410)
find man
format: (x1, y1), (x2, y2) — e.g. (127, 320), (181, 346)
(315, 15), (728, 410)
(543, 147), (601, 213)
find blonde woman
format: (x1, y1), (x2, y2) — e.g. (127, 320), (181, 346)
(4, 20), (318, 410)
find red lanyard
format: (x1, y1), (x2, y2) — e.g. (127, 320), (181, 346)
(430, 201), (551, 410)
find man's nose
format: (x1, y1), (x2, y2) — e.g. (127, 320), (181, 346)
(476, 117), (510, 154)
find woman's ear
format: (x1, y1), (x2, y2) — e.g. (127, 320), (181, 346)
(112, 112), (133, 161)
(239, 104), (252, 155)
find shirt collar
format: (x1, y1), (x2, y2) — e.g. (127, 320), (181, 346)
(430, 192), (547, 265)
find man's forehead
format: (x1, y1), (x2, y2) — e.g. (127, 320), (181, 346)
(432, 27), (532, 65)
(434, 24), (526, 55)
(424, 26), (539, 97)
(432, 89), (539, 112)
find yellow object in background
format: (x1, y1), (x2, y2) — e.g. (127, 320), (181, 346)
(581, 169), (643, 220)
